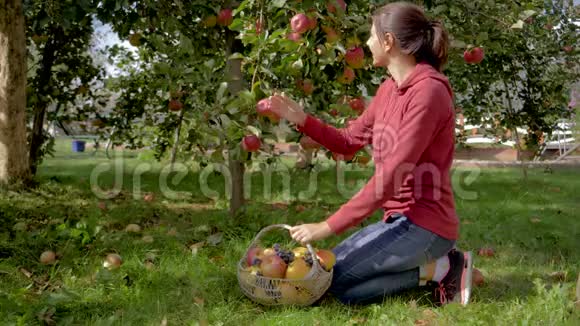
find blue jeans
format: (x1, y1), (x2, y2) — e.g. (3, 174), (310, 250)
(328, 214), (455, 305)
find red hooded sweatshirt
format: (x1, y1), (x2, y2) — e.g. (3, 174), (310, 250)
(298, 63), (459, 240)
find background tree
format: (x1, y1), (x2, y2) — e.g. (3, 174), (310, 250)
(24, 0), (104, 173)
(0, 0), (30, 185)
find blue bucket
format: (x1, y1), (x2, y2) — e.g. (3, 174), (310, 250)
(72, 140), (86, 152)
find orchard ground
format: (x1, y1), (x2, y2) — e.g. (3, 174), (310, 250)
(1, 138), (579, 325)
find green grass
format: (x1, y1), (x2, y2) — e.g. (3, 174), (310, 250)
(1, 138), (579, 325)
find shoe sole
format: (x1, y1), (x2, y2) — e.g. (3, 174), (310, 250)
(454, 251), (473, 305)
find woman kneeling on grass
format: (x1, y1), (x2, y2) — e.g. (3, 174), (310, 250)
(268, 2), (473, 306)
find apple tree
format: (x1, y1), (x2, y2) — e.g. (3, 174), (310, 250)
(24, 0), (108, 173)
(425, 0), (579, 157)
(95, 0), (382, 215)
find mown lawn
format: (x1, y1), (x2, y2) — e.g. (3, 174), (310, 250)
(1, 139), (579, 325)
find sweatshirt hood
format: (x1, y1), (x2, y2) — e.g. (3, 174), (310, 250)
(394, 62), (453, 97)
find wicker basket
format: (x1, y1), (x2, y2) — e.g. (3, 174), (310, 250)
(237, 224), (333, 306)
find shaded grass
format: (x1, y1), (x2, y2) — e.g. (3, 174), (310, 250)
(0, 140), (579, 325)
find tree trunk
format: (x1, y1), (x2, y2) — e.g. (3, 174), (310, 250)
(28, 28), (58, 175)
(0, 0), (30, 185)
(576, 273), (580, 309)
(296, 147), (315, 169)
(502, 79), (528, 181)
(225, 28), (245, 217)
(105, 126), (116, 159)
(169, 108), (185, 170)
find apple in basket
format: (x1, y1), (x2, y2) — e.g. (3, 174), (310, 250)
(260, 254), (287, 278)
(262, 247), (276, 257)
(316, 249), (336, 271)
(240, 266), (262, 285)
(285, 257), (311, 279)
(278, 283), (312, 305)
(246, 247), (263, 266)
(292, 246), (309, 258)
(253, 287), (275, 301)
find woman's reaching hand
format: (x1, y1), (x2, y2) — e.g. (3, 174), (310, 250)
(289, 222), (333, 245)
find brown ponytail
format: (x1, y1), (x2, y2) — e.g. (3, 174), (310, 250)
(372, 2), (449, 71)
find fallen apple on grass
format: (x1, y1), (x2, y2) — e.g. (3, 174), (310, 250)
(103, 253), (123, 270)
(125, 224), (142, 233)
(473, 268), (485, 286)
(477, 247), (495, 257)
(40, 250), (56, 265)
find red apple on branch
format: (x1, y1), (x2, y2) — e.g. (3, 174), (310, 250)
(464, 47), (485, 64)
(338, 67), (355, 84)
(296, 79), (314, 95)
(322, 26), (339, 43)
(255, 18), (264, 35)
(290, 13), (310, 34)
(349, 97), (366, 115)
(168, 99), (183, 112)
(327, 0), (347, 14)
(203, 16), (217, 28)
(345, 47), (365, 69)
(307, 16), (317, 30)
(241, 135), (261, 152)
(287, 32), (302, 43)
(217, 8), (233, 27)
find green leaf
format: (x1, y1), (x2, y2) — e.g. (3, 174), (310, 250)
(432, 4), (448, 15)
(270, 0), (287, 8)
(154, 62), (171, 76)
(229, 18), (244, 31)
(477, 32), (489, 43)
(219, 114), (231, 128)
(247, 126), (262, 137)
(179, 34), (194, 52)
(292, 59), (304, 70)
(228, 53), (245, 60)
(234, 0), (250, 15)
(216, 82), (228, 102)
(211, 148), (225, 163)
(450, 39), (467, 49)
(520, 10), (536, 20)
(511, 20), (525, 30)
(268, 29), (286, 41)
(204, 59), (216, 69)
